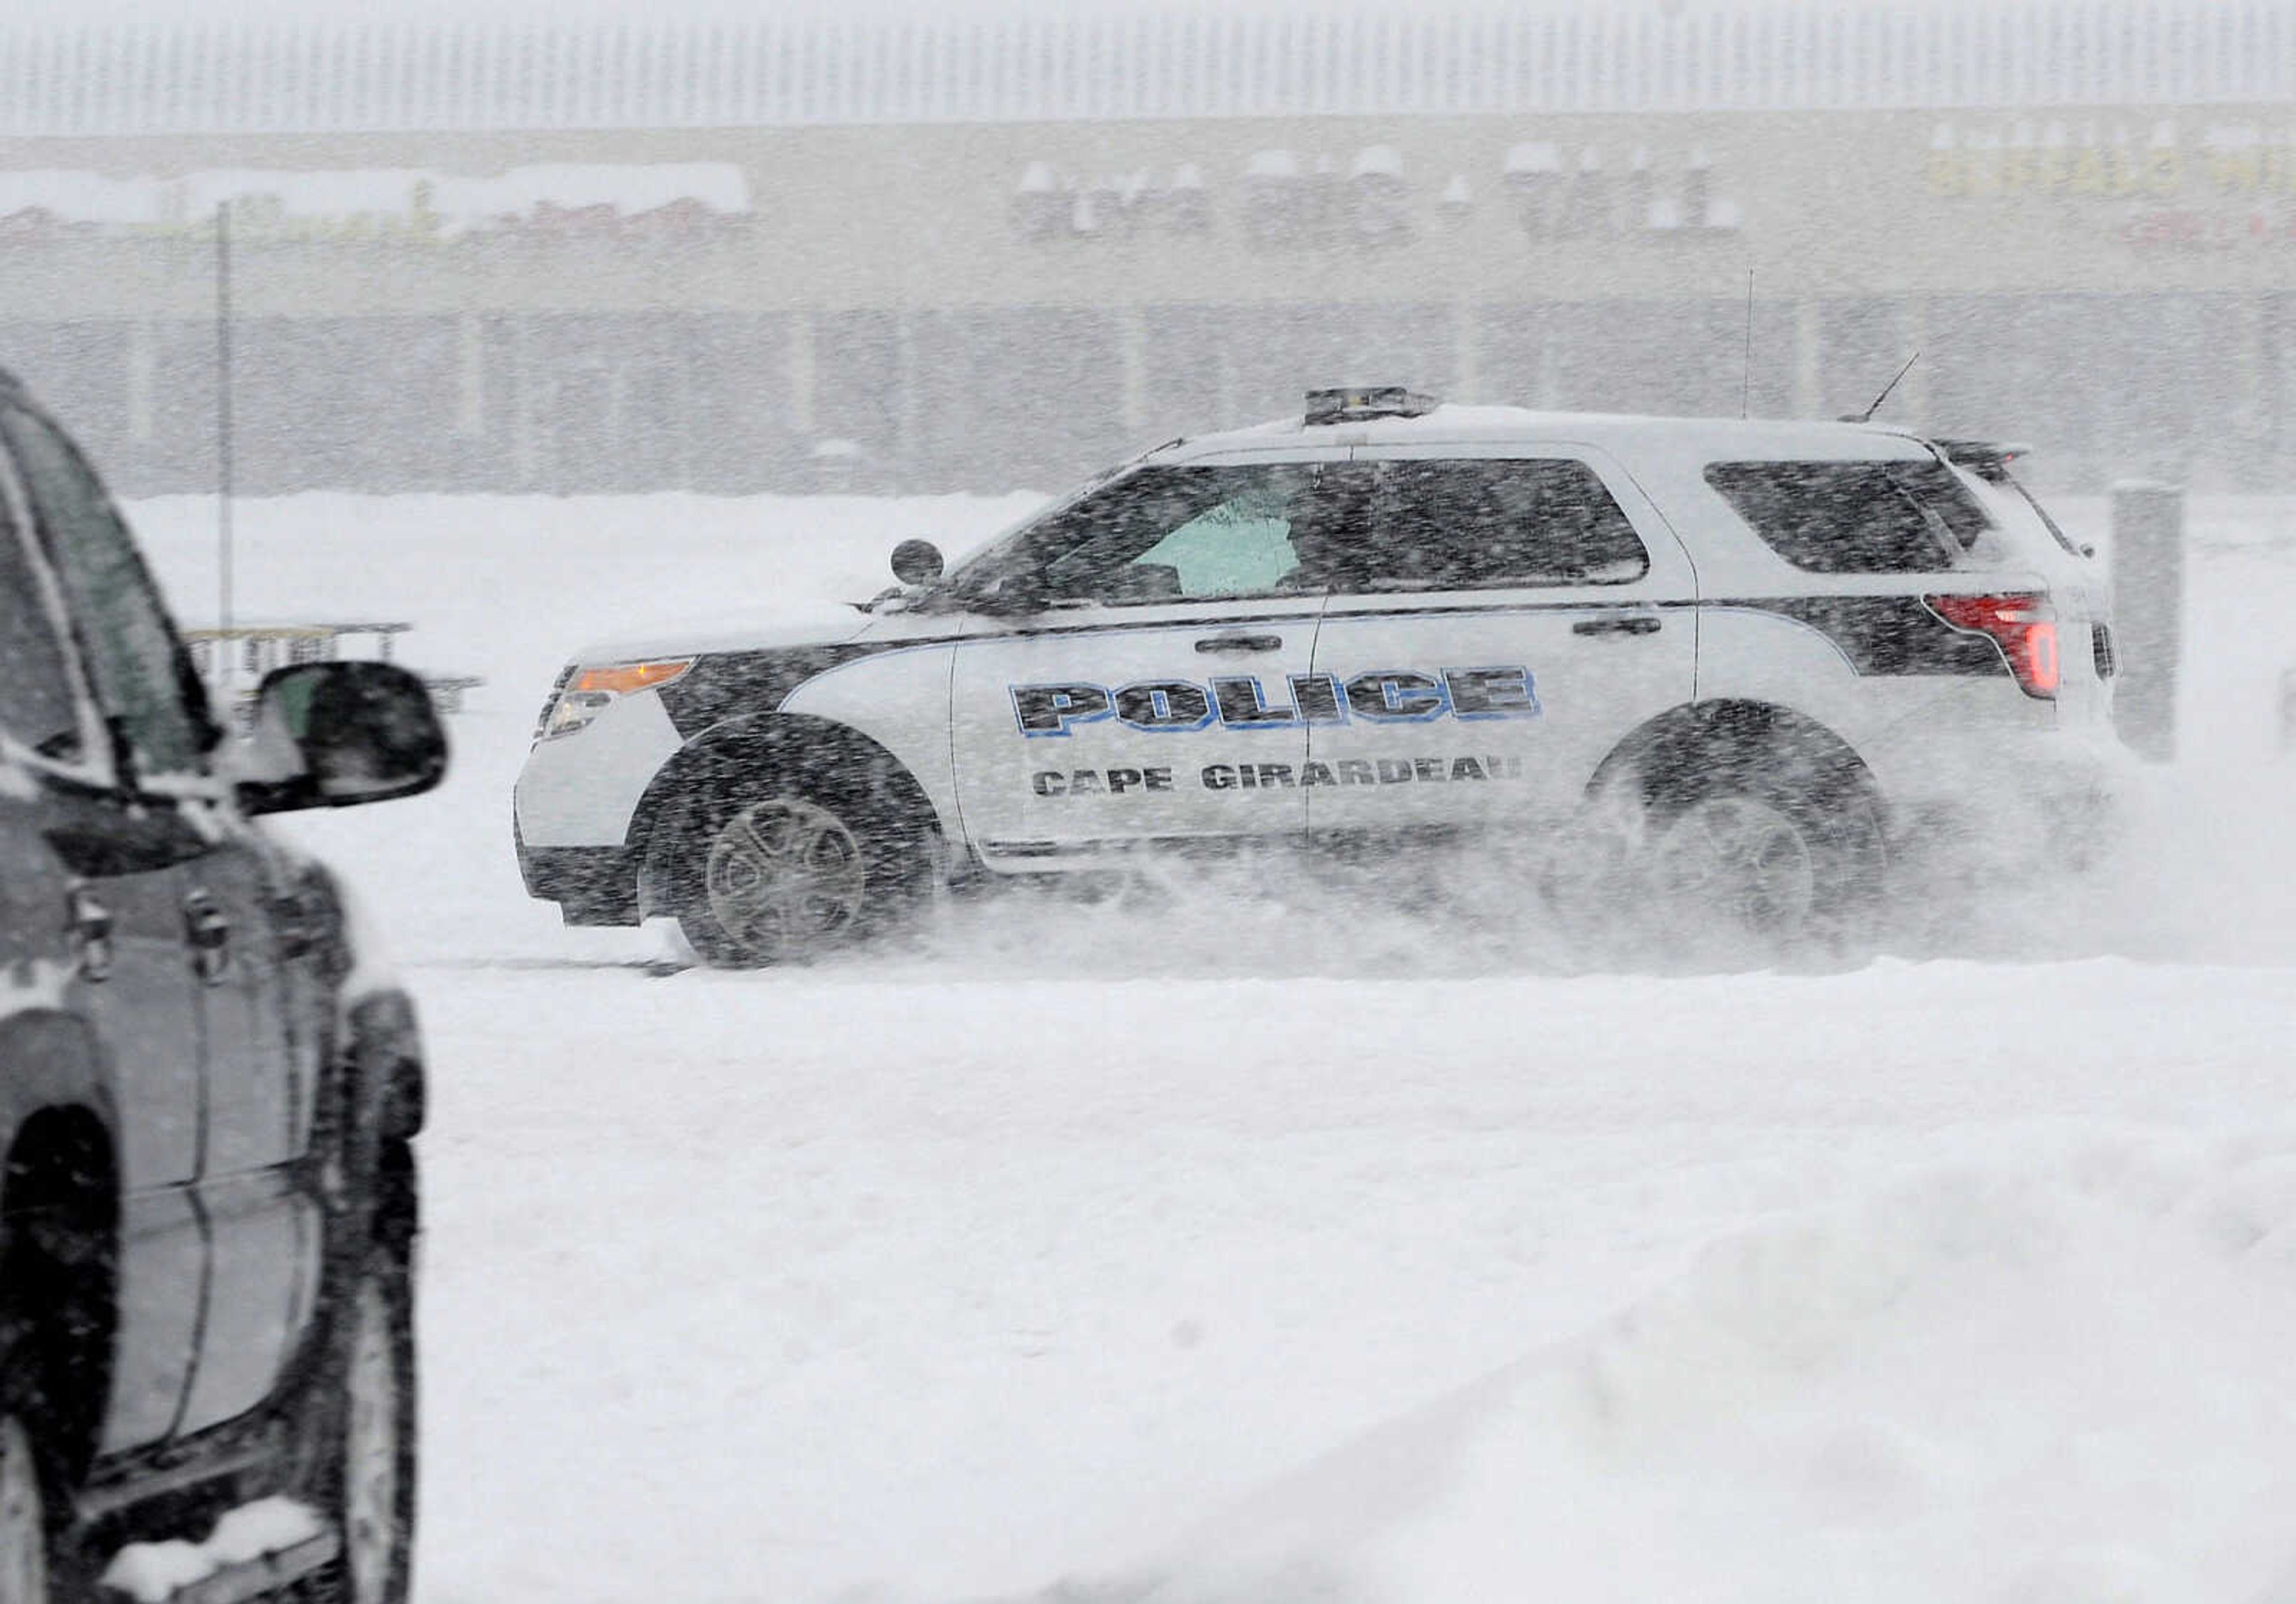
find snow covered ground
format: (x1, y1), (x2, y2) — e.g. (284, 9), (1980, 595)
(126, 490), (2296, 1603)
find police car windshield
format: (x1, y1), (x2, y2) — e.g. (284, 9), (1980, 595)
(947, 462), (1341, 606)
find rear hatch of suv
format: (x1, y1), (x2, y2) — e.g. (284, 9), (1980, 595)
(1702, 444), (2112, 729)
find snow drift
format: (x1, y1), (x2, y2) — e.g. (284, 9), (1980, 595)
(1076, 1134), (2296, 1603)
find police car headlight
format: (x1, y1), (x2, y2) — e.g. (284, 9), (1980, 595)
(539, 659), (693, 741)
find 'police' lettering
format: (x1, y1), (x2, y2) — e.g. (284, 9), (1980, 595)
(1012, 668), (1526, 735)
(1013, 684), (1112, 737)
(1443, 666), (1541, 719)
(1115, 681), (1214, 731)
(1345, 670), (1448, 721)
(1210, 677), (1297, 728)
(1290, 673), (1347, 725)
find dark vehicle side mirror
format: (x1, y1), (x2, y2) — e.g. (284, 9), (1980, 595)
(890, 539), (944, 586)
(236, 661), (448, 816)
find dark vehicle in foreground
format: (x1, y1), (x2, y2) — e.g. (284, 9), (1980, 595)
(0, 368), (445, 1603)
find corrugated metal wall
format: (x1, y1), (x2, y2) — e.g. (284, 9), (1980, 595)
(2, 2), (2290, 137)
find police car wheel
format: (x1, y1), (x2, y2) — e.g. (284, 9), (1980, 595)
(1644, 774), (1883, 961)
(1651, 795), (1818, 936)
(702, 797), (866, 955)
(665, 786), (925, 968)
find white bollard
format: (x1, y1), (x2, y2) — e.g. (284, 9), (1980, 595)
(2109, 480), (2184, 763)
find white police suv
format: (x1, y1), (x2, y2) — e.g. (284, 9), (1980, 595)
(513, 388), (2118, 965)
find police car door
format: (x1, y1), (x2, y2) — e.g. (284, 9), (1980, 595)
(1303, 445), (1696, 845)
(948, 450), (1348, 865)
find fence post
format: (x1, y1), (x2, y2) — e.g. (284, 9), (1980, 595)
(2108, 479), (2184, 763)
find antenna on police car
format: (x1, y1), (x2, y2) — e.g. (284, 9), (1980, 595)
(1845, 350), (1921, 424)
(1740, 267), (1754, 419)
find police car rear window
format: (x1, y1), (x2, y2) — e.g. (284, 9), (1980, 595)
(1330, 459), (1649, 591)
(1705, 459), (1995, 575)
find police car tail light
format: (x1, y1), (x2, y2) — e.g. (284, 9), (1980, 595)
(541, 658), (693, 741)
(1923, 592), (2060, 699)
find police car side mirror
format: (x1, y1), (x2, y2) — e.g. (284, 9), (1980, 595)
(890, 539), (944, 586)
(236, 661), (449, 815)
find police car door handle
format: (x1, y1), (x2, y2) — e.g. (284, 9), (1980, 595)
(1571, 615), (1662, 638)
(1195, 633), (1284, 655)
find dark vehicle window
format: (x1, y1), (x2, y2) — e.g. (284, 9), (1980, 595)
(956, 463), (1341, 604)
(1706, 459), (1995, 574)
(1323, 459), (1650, 592)
(1, 408), (209, 778)
(0, 500), (86, 762)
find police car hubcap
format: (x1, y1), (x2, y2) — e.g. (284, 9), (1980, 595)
(704, 800), (868, 954)
(1656, 796), (1818, 938)
(0, 1416), (45, 1604)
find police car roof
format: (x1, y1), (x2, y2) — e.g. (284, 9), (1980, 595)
(1146, 405), (1940, 465)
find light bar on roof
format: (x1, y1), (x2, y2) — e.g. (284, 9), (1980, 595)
(1305, 387), (1440, 425)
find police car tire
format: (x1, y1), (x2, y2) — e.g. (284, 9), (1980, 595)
(1642, 765), (1885, 960)
(659, 775), (930, 968)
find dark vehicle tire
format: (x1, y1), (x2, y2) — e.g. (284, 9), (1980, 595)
(659, 778), (932, 968)
(0, 1386), (55, 1604)
(1643, 765), (1885, 964)
(292, 1166), (417, 1604)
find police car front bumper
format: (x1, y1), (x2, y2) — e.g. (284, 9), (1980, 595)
(516, 833), (640, 925)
